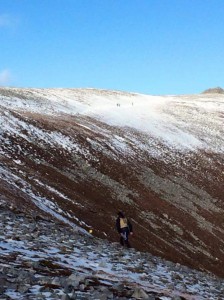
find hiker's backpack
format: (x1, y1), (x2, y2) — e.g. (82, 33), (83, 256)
(120, 217), (128, 229)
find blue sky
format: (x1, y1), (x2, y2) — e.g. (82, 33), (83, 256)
(0, 0), (224, 95)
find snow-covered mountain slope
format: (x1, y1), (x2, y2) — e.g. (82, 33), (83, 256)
(0, 87), (224, 278)
(1, 203), (224, 300)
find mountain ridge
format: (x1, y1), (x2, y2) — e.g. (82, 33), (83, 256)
(202, 87), (224, 94)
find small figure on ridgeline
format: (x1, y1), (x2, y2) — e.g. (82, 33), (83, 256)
(116, 211), (133, 248)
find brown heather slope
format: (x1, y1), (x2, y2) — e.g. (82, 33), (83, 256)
(0, 88), (224, 278)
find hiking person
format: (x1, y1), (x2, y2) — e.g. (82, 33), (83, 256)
(116, 211), (133, 248)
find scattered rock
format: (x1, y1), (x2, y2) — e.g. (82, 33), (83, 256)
(0, 204), (223, 300)
(132, 288), (149, 299)
(61, 294), (71, 300)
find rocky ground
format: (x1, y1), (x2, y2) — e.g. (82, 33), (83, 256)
(0, 201), (224, 300)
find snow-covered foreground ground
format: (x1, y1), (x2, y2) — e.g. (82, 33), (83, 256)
(0, 201), (223, 300)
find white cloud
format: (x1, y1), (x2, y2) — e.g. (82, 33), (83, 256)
(0, 69), (12, 86)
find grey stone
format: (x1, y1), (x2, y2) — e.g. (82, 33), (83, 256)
(132, 288), (149, 299)
(70, 291), (90, 300)
(52, 277), (63, 286)
(63, 284), (74, 294)
(98, 261), (107, 268)
(17, 283), (31, 293)
(90, 291), (108, 300)
(61, 294), (71, 300)
(79, 283), (85, 291)
(0, 286), (6, 294)
(67, 273), (84, 287)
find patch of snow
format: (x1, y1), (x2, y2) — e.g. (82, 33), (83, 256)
(1, 88), (223, 153)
